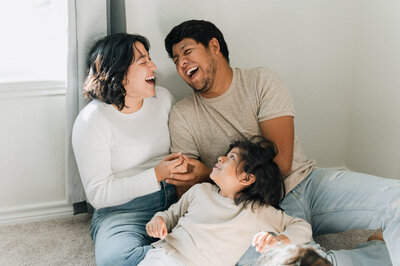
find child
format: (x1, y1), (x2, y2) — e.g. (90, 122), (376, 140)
(139, 137), (312, 266)
(255, 244), (332, 266)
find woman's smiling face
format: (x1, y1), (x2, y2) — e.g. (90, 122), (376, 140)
(122, 41), (157, 100)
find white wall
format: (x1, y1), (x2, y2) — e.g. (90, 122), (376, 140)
(346, 1), (400, 179)
(0, 83), (72, 225)
(126, 0), (357, 168)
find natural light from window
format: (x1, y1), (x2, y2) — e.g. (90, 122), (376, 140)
(0, 0), (67, 83)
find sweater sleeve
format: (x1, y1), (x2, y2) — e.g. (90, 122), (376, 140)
(154, 185), (197, 231)
(72, 113), (160, 210)
(265, 207), (312, 245)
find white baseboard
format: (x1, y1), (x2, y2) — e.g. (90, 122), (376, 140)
(0, 200), (74, 226)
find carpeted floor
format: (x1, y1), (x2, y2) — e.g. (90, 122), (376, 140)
(0, 214), (379, 265)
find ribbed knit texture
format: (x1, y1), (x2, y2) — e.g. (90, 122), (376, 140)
(72, 86), (174, 209)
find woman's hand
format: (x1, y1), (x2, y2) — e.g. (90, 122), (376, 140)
(146, 216), (168, 239)
(166, 155), (212, 186)
(155, 153), (188, 182)
(252, 231), (291, 253)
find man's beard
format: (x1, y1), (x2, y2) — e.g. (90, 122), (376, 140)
(189, 57), (217, 94)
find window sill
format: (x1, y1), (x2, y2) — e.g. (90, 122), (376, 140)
(0, 80), (66, 98)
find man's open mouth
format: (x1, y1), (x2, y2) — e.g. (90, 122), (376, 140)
(186, 66), (199, 79)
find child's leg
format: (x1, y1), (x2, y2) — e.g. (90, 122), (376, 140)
(138, 248), (184, 266)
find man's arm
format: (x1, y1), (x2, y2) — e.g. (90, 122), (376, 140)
(259, 116), (294, 176)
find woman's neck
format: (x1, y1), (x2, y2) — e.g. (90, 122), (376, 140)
(115, 97), (143, 114)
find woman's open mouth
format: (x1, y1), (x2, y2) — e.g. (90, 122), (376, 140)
(145, 76), (155, 85)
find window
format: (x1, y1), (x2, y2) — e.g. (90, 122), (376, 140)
(0, 0), (67, 83)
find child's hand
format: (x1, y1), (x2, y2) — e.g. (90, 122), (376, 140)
(146, 216), (168, 239)
(252, 231), (291, 253)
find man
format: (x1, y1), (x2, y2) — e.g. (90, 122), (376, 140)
(164, 20), (398, 265)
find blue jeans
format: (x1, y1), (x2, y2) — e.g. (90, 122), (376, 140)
(90, 182), (177, 266)
(237, 168), (400, 266)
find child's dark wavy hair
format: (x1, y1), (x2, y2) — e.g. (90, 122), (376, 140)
(230, 136), (285, 211)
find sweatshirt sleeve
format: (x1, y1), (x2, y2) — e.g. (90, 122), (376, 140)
(154, 185), (197, 231)
(265, 207), (312, 245)
(72, 113), (160, 210)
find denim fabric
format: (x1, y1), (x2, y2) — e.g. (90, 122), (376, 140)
(90, 182), (177, 266)
(238, 169), (400, 266)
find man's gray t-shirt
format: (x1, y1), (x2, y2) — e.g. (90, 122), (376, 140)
(169, 67), (316, 193)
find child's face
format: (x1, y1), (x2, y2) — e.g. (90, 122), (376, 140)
(210, 147), (246, 197)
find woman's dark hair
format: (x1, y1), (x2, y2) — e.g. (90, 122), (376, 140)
(229, 136), (285, 211)
(164, 19), (230, 63)
(83, 33), (150, 111)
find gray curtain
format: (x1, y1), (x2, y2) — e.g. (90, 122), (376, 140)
(66, 0), (126, 211)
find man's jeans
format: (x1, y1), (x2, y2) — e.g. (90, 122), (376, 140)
(90, 182), (177, 266)
(238, 168), (400, 266)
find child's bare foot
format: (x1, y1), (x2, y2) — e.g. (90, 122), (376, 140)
(367, 232), (384, 242)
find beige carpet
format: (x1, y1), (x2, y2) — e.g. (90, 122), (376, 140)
(0, 214), (378, 265)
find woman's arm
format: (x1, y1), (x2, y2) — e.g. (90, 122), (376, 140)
(72, 114), (184, 209)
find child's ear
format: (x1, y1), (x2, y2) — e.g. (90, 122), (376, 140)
(239, 173), (256, 185)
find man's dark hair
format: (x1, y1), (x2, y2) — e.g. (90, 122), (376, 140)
(83, 33), (150, 111)
(229, 136), (285, 211)
(164, 20), (230, 63)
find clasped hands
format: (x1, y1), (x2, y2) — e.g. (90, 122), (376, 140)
(155, 153), (212, 197)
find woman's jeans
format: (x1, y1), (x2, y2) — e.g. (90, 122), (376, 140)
(237, 168), (400, 266)
(90, 182), (177, 266)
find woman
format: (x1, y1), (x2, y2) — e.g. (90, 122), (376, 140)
(72, 33), (185, 266)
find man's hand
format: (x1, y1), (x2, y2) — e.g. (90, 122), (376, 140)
(252, 232), (291, 253)
(165, 156), (212, 187)
(146, 216), (168, 239)
(155, 153), (188, 182)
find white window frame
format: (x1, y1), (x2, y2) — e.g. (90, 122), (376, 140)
(0, 81), (66, 98)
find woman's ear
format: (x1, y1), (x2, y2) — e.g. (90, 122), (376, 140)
(238, 173), (256, 185)
(122, 74), (128, 86)
(208, 38), (221, 55)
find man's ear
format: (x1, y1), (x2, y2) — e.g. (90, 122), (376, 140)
(208, 38), (221, 55)
(238, 172), (256, 185)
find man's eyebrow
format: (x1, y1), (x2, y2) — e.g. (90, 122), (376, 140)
(173, 44), (187, 59)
